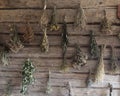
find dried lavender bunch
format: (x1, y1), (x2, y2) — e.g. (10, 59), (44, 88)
(94, 44), (106, 83)
(74, 3), (87, 30)
(90, 30), (100, 58)
(0, 45), (9, 66)
(61, 16), (69, 71)
(86, 70), (93, 87)
(7, 24), (24, 53)
(110, 46), (119, 74)
(40, 0), (48, 31)
(49, 5), (59, 31)
(20, 59), (35, 95)
(23, 22), (34, 43)
(40, 27), (49, 53)
(46, 71), (52, 95)
(72, 44), (88, 70)
(100, 10), (112, 35)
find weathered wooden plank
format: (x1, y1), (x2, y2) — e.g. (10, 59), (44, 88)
(0, 8), (119, 23)
(0, 0), (119, 8)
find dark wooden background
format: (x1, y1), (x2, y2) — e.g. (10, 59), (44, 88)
(0, 0), (120, 96)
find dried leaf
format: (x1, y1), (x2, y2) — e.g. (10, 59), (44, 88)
(90, 30), (100, 58)
(100, 10), (112, 35)
(23, 22), (34, 43)
(40, 28), (49, 53)
(49, 5), (59, 31)
(94, 44), (106, 83)
(7, 24), (24, 53)
(72, 44), (88, 70)
(74, 3), (87, 30)
(20, 59), (35, 95)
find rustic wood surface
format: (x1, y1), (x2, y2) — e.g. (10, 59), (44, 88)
(0, 0), (119, 96)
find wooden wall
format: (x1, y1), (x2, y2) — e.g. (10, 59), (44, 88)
(0, 0), (120, 96)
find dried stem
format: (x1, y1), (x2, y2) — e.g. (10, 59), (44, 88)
(94, 44), (106, 83)
(108, 83), (113, 96)
(67, 82), (73, 96)
(86, 70), (93, 87)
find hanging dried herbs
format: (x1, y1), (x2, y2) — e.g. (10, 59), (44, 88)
(94, 44), (106, 83)
(86, 70), (93, 87)
(23, 22), (34, 43)
(3, 80), (12, 96)
(40, 27), (49, 53)
(61, 16), (69, 71)
(0, 45), (9, 66)
(67, 82), (73, 96)
(110, 46), (119, 74)
(72, 44), (88, 70)
(20, 59), (35, 95)
(89, 30), (100, 58)
(7, 24), (24, 53)
(108, 83), (113, 96)
(40, 0), (48, 31)
(46, 70), (52, 95)
(100, 10), (112, 35)
(49, 5), (59, 31)
(74, 2), (87, 30)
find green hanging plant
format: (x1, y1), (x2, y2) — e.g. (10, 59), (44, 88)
(94, 44), (106, 83)
(110, 46), (119, 74)
(7, 24), (24, 53)
(40, 27), (49, 53)
(100, 10), (112, 35)
(72, 44), (88, 70)
(0, 45), (9, 66)
(22, 22), (34, 43)
(89, 30), (100, 58)
(61, 16), (69, 71)
(20, 59), (35, 95)
(46, 70), (52, 95)
(74, 2), (87, 30)
(49, 5), (59, 31)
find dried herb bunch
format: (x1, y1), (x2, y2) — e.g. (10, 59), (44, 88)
(108, 83), (113, 96)
(23, 22), (34, 43)
(100, 10), (112, 35)
(49, 5), (59, 31)
(90, 30), (100, 58)
(3, 80), (12, 96)
(67, 82), (73, 96)
(7, 24), (24, 53)
(74, 2), (87, 30)
(110, 46), (119, 74)
(86, 70), (93, 87)
(46, 70), (52, 95)
(94, 44), (106, 83)
(40, 27), (49, 53)
(20, 59), (35, 95)
(0, 45), (9, 66)
(40, 0), (48, 31)
(61, 16), (69, 71)
(72, 44), (88, 70)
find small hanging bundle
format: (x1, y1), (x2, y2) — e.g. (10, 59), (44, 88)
(72, 44), (88, 70)
(108, 83), (113, 96)
(100, 10), (112, 35)
(40, 0), (49, 31)
(110, 46), (119, 74)
(61, 16), (69, 71)
(0, 45), (9, 66)
(74, 2), (87, 30)
(86, 70), (93, 87)
(46, 70), (52, 95)
(67, 82), (73, 96)
(90, 30), (100, 58)
(40, 27), (49, 53)
(22, 22), (34, 43)
(7, 24), (24, 53)
(94, 44), (106, 83)
(20, 59), (35, 95)
(49, 5), (59, 31)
